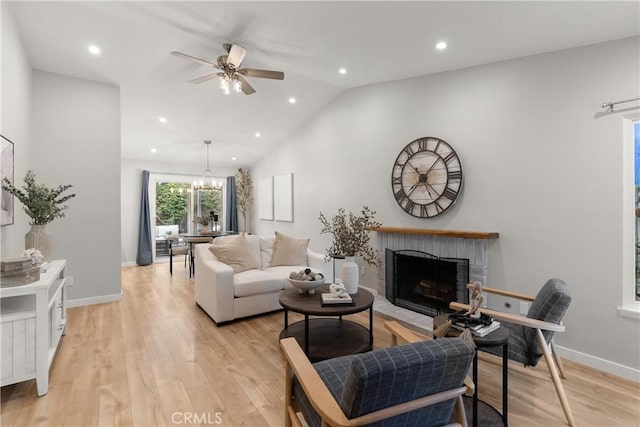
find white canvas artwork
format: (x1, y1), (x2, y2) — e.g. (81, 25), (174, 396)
(274, 173), (293, 222)
(258, 176), (274, 221)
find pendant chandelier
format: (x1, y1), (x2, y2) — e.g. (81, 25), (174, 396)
(193, 140), (223, 191)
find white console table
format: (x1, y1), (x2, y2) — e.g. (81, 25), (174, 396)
(1, 259), (66, 396)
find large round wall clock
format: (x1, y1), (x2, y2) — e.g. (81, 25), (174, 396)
(391, 137), (463, 218)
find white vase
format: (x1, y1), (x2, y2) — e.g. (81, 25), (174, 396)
(341, 256), (359, 294)
(25, 224), (52, 261)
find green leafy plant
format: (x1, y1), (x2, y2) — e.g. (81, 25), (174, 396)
(2, 170), (76, 225)
(318, 206), (381, 266)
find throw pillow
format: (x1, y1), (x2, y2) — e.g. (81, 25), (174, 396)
(270, 231), (309, 267)
(209, 234), (258, 273)
(259, 236), (275, 269)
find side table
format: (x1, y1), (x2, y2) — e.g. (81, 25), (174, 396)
(434, 314), (509, 427)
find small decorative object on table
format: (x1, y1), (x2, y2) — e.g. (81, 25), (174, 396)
(288, 268), (325, 294)
(322, 282), (353, 306)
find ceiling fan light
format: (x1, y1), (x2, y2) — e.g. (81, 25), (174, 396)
(232, 78), (242, 93)
(220, 77), (231, 95)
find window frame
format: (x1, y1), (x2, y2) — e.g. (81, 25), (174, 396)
(620, 115), (640, 319)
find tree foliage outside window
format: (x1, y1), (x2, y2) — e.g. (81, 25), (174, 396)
(156, 182), (189, 230)
(195, 189), (222, 218)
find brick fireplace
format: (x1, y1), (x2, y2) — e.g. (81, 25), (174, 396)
(375, 227), (499, 317)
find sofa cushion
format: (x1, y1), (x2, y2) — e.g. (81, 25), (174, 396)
(233, 269), (285, 297)
(259, 236), (275, 269)
(264, 265), (310, 289)
(209, 234), (259, 273)
(270, 231), (309, 267)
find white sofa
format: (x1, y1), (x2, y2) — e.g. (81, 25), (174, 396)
(194, 234), (330, 324)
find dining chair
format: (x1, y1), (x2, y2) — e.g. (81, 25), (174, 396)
(168, 235), (188, 275)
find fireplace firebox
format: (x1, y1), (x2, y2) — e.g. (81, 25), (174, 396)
(385, 249), (469, 317)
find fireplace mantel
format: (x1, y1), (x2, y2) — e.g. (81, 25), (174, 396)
(375, 226), (499, 240)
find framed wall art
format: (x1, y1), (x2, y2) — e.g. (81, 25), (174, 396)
(1, 135), (14, 226)
(274, 173), (293, 222)
(258, 176), (274, 220)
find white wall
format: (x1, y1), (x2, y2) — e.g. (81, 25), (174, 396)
(252, 37), (640, 376)
(120, 158), (237, 265)
(32, 70), (121, 305)
(0, 5), (33, 256)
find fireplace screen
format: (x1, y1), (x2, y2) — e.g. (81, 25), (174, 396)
(385, 249), (469, 317)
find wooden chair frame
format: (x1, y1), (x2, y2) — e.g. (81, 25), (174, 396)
(281, 326), (472, 427)
(168, 237), (188, 275)
(450, 285), (575, 427)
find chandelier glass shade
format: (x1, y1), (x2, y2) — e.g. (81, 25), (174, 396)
(193, 140), (223, 191)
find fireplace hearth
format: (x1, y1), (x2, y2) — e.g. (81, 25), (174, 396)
(385, 249), (469, 317)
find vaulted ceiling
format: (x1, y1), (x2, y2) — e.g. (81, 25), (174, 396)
(8, 1), (639, 168)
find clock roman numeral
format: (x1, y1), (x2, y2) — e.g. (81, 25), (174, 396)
(434, 139), (442, 153)
(442, 187), (458, 200)
(394, 189), (407, 203)
(435, 201), (444, 214)
(443, 152), (457, 164)
(403, 145), (415, 157)
(404, 199), (415, 213)
(447, 170), (462, 181)
(418, 139), (427, 151)
(420, 205), (429, 217)
(392, 176), (402, 187)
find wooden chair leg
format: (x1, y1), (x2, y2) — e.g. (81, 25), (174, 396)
(455, 395), (468, 427)
(551, 340), (566, 379)
(284, 364), (293, 427)
(536, 330), (575, 427)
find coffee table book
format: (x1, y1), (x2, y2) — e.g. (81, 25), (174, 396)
(321, 293), (354, 306)
(452, 321), (501, 337)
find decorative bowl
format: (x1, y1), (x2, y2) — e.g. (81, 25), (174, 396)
(288, 277), (326, 294)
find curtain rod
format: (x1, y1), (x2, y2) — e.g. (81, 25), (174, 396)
(601, 97), (640, 112)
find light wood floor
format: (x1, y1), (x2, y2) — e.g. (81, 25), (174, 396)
(2, 262), (639, 426)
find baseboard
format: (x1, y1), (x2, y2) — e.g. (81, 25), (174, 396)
(121, 261), (137, 267)
(67, 292), (123, 308)
(555, 344), (639, 383)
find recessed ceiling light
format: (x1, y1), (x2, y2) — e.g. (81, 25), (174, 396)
(150, 148), (157, 153)
(255, 132), (261, 138)
(288, 97), (296, 104)
(232, 157), (237, 161)
(339, 68), (347, 75)
(88, 44), (101, 55)
(436, 41), (447, 51)
(158, 117), (167, 123)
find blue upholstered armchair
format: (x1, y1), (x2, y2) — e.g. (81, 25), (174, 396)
(451, 278), (574, 426)
(281, 335), (475, 427)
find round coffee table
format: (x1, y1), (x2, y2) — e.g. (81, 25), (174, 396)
(279, 284), (374, 362)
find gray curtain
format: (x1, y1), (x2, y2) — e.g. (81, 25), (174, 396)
(226, 176), (238, 232)
(136, 170), (153, 265)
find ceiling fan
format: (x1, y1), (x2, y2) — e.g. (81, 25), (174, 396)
(171, 43), (285, 95)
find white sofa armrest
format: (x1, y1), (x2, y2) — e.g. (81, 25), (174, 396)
(194, 243), (235, 324)
(307, 249), (333, 280)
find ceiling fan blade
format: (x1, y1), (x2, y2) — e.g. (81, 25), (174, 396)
(171, 51), (219, 68)
(226, 44), (247, 68)
(189, 73), (223, 84)
(236, 75), (256, 95)
(238, 68), (285, 80)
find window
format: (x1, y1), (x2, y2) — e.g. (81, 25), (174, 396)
(621, 117), (640, 318)
(634, 122), (640, 301)
(149, 173), (226, 259)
